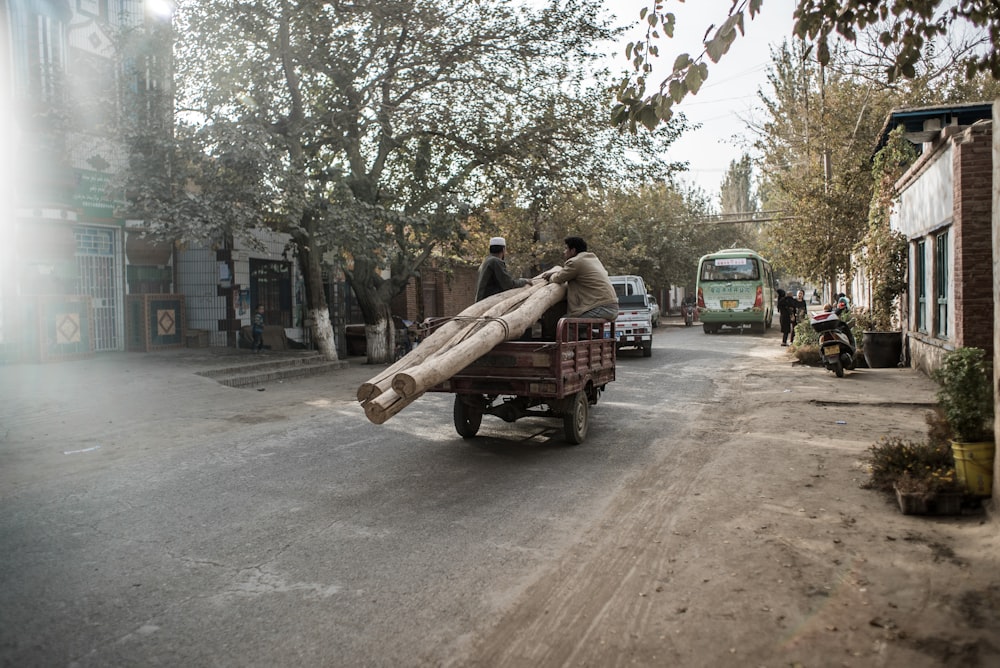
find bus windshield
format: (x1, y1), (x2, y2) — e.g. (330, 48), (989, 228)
(699, 257), (759, 281)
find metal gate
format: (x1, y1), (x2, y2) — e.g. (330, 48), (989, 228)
(75, 225), (123, 352)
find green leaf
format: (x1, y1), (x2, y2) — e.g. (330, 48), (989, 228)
(672, 53), (692, 73)
(720, 12), (744, 37)
(817, 39), (830, 66)
(653, 95), (673, 122)
(639, 106), (660, 131)
(610, 104), (628, 126)
(668, 78), (686, 103)
(663, 13), (675, 38)
(684, 66), (704, 94)
(706, 36), (727, 63)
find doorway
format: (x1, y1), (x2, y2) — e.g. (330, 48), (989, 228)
(249, 259), (291, 328)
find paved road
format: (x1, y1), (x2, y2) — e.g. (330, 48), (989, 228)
(0, 322), (711, 666)
(4, 321), (986, 667)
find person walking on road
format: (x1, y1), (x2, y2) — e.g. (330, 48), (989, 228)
(777, 289), (796, 346)
(792, 289), (809, 342)
(475, 236), (531, 302)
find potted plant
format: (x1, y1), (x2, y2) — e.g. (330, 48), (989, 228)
(863, 434), (964, 515)
(893, 470), (963, 515)
(932, 347), (995, 496)
(856, 126), (915, 368)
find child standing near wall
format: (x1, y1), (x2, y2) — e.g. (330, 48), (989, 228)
(252, 305), (265, 353)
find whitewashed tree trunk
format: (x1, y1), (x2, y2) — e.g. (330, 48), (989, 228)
(366, 315), (391, 364)
(309, 307), (339, 361)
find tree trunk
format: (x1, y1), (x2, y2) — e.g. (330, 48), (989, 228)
(295, 233), (339, 361)
(310, 307), (337, 359)
(365, 311), (392, 365)
(347, 256), (397, 364)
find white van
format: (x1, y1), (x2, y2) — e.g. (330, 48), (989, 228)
(609, 275), (653, 357)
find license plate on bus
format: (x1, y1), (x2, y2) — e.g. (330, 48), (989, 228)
(721, 300), (738, 309)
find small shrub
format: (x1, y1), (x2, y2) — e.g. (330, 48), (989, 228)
(791, 320), (817, 346)
(932, 346), (994, 442)
(924, 408), (953, 447)
(894, 468), (961, 496)
(863, 436), (955, 493)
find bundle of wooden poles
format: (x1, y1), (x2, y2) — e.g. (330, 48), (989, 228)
(357, 274), (567, 425)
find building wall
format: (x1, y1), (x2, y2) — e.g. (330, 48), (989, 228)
(176, 230), (298, 348)
(952, 121), (994, 355)
(893, 122), (994, 375)
(2, 1), (171, 359)
(398, 264), (478, 322)
(992, 99), (999, 510)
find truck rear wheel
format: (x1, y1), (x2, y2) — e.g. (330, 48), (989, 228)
(563, 391), (589, 445)
(453, 396), (483, 438)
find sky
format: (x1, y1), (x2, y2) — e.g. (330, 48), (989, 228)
(605, 0), (798, 199)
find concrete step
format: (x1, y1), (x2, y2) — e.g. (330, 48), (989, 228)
(196, 352), (349, 388)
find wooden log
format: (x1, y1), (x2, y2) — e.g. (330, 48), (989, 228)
(391, 282), (567, 400)
(356, 279), (544, 402)
(363, 387), (425, 425)
(355, 293), (501, 402)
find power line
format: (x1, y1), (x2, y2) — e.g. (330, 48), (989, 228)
(688, 210), (795, 225)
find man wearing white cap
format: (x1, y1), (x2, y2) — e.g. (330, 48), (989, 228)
(475, 236), (530, 301)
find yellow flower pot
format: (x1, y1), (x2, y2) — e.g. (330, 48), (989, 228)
(950, 440), (995, 497)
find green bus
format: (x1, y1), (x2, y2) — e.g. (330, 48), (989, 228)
(696, 248), (776, 334)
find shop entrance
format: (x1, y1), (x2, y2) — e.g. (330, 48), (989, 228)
(249, 259), (292, 328)
(75, 225), (123, 352)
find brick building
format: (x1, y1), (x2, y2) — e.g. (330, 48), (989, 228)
(876, 103), (995, 374)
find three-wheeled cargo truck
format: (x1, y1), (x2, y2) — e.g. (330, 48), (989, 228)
(428, 318), (616, 444)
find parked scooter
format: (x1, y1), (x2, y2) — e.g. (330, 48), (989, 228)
(683, 298), (696, 327)
(809, 308), (857, 378)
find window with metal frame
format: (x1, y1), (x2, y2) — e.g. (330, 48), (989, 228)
(915, 240), (926, 333)
(935, 231), (949, 338)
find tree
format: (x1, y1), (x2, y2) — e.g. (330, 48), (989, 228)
(613, 0), (1000, 130)
(719, 154), (758, 217)
(751, 40), (894, 293)
(514, 181), (751, 297)
(124, 0), (653, 363)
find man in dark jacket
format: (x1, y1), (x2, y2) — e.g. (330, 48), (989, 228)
(777, 289), (796, 346)
(475, 236), (530, 301)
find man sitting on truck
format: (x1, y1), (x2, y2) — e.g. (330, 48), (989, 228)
(475, 236), (531, 302)
(540, 236), (618, 322)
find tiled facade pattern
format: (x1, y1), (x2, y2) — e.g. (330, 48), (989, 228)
(176, 230), (299, 348)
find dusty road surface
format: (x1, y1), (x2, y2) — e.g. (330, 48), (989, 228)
(456, 330), (1000, 668)
(2, 323), (998, 667)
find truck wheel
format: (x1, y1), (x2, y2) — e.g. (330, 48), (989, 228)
(563, 391), (589, 445)
(453, 396), (482, 438)
(642, 340), (652, 357)
(702, 323), (713, 334)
